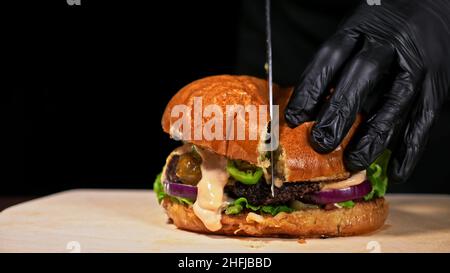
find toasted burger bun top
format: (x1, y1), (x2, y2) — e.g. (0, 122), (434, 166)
(276, 89), (361, 182)
(162, 75), (271, 165)
(162, 75), (361, 182)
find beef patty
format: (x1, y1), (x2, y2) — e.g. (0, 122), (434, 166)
(225, 179), (321, 206)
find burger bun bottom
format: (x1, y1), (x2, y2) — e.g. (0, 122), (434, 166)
(162, 197), (388, 238)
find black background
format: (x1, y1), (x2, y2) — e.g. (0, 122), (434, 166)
(3, 0), (450, 197)
(4, 0), (240, 195)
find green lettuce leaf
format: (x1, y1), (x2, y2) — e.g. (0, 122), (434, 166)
(337, 200), (355, 208)
(364, 150), (391, 201)
(225, 197), (293, 216)
(260, 205), (293, 215)
(153, 172), (193, 206)
(153, 172), (165, 204)
(171, 196), (194, 206)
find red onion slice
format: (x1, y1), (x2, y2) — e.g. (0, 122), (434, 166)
(307, 180), (372, 205)
(163, 181), (198, 201)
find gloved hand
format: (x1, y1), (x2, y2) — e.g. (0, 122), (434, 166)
(284, 0), (450, 183)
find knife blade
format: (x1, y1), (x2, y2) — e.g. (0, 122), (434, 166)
(265, 0), (275, 197)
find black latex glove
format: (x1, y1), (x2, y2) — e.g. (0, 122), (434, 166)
(285, 0), (450, 183)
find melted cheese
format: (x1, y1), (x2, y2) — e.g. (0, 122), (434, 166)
(321, 170), (366, 190)
(193, 147), (229, 231)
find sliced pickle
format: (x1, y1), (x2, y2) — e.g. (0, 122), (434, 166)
(175, 152), (202, 185)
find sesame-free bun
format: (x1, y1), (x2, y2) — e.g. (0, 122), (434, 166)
(162, 197), (388, 238)
(161, 75), (360, 182)
(162, 75), (271, 165)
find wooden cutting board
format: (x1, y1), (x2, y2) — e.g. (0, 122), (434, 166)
(1, 189), (450, 253)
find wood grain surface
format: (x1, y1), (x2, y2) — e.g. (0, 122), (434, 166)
(1, 189), (449, 253)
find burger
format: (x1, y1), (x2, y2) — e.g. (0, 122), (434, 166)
(154, 75), (389, 238)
